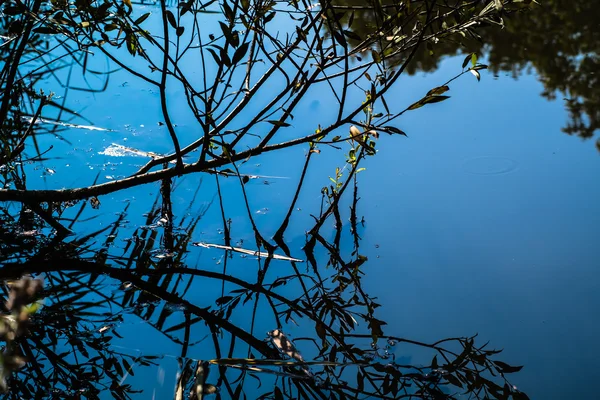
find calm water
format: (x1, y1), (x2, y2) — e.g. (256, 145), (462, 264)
(1, 1), (599, 399)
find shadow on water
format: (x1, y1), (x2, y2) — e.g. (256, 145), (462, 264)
(1, 0), (598, 398)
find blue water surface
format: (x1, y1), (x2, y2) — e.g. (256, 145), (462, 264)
(21, 7), (600, 398)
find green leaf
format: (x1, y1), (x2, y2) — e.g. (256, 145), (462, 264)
(222, 1), (234, 22)
(462, 53), (472, 69)
(219, 21), (237, 47)
(165, 10), (177, 29)
(122, 359), (133, 376)
(220, 47), (231, 67)
(180, 0), (193, 16)
(445, 373), (463, 388)
(134, 12), (151, 25)
(126, 33), (137, 56)
(493, 361), (523, 373)
(104, 23), (119, 32)
(471, 53), (478, 67)
(407, 95), (451, 110)
(232, 42), (250, 65)
(343, 30), (361, 41)
(333, 30), (347, 48)
(371, 50), (381, 63)
(206, 48), (221, 65)
(426, 85), (449, 96)
(216, 295), (233, 305)
(422, 95), (451, 104)
(267, 120), (291, 127)
(23, 300), (43, 315)
(316, 322), (326, 341)
(383, 126), (407, 136)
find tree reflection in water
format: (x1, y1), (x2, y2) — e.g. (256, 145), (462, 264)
(0, 176), (527, 398)
(330, 0), (600, 149)
(0, 0), (566, 398)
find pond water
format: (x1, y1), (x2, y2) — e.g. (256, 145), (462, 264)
(1, 1), (599, 399)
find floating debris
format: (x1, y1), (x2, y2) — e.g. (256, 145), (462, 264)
(98, 143), (162, 159)
(22, 116), (113, 132)
(192, 242), (303, 262)
(18, 230), (39, 237)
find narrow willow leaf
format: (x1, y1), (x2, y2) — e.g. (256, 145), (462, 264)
(422, 95), (451, 104)
(333, 31), (347, 48)
(165, 10), (177, 29)
(426, 85), (449, 96)
(267, 120), (291, 127)
(343, 30), (361, 41)
(371, 50), (381, 63)
(206, 48), (221, 65)
(462, 53), (472, 69)
(134, 12), (150, 25)
(408, 95), (451, 110)
(383, 126), (407, 136)
(493, 361), (523, 373)
(232, 42), (250, 65)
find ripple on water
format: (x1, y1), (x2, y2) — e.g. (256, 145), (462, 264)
(461, 156), (519, 176)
